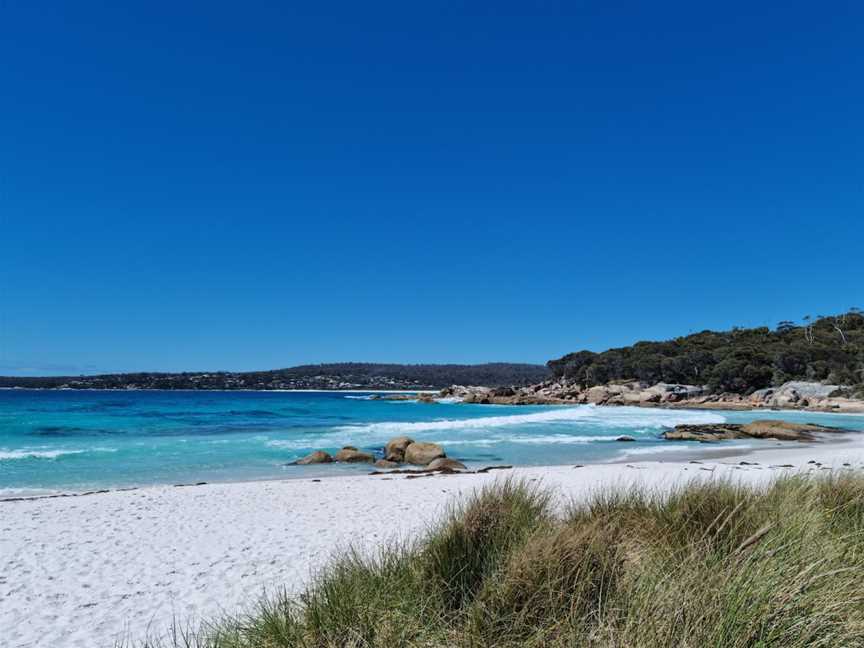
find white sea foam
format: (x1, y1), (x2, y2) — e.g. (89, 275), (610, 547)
(266, 439), (317, 450)
(0, 447), (117, 461)
(259, 407), (727, 454)
(507, 434), (625, 445)
(0, 449), (85, 461)
(433, 438), (499, 447)
(618, 442), (755, 457)
(439, 434), (625, 446)
(0, 486), (60, 499)
(268, 434), (628, 449)
(336, 406), (725, 436)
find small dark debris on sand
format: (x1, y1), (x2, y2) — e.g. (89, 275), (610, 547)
(370, 464), (513, 478)
(477, 465), (513, 473)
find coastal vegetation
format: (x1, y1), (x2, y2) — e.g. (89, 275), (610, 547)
(133, 475), (864, 647)
(548, 311), (864, 395)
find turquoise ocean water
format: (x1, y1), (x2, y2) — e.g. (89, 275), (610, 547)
(1, 390), (863, 496)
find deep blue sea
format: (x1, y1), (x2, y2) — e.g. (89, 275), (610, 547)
(2, 390), (863, 496)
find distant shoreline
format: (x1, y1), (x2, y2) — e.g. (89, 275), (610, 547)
(3, 385), (862, 414)
(0, 387), (436, 393)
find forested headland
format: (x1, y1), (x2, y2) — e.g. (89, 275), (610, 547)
(548, 311), (864, 394)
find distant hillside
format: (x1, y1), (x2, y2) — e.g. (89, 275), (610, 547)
(0, 362), (550, 391)
(548, 311), (864, 395)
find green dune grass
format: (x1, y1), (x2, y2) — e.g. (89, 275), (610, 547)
(130, 474), (864, 647)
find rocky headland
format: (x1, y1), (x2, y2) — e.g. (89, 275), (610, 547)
(437, 380), (864, 413)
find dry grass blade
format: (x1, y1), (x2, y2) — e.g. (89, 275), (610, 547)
(734, 522), (774, 555)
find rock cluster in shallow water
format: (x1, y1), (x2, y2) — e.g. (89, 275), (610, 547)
(291, 438), (466, 471)
(662, 420), (850, 443)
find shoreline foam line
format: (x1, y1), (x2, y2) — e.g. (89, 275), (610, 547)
(335, 405), (726, 435)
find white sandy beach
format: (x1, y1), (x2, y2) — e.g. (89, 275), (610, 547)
(4, 436), (864, 648)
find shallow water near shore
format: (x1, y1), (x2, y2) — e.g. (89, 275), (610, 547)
(1, 389), (863, 495)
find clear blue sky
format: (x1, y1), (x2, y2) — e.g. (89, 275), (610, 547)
(2, 1), (862, 375)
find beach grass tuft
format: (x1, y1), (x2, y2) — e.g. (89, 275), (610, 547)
(127, 474), (864, 647)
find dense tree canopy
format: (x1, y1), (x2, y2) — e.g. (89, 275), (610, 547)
(548, 311), (864, 394)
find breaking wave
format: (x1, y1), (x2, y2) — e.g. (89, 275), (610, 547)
(266, 439), (319, 450)
(254, 406), (728, 454)
(0, 447), (118, 461)
(336, 405), (725, 436)
(439, 434), (625, 446)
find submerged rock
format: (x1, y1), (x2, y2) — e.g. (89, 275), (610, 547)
(373, 459), (400, 469)
(334, 447), (375, 463)
(292, 450), (333, 465)
(615, 435), (636, 442)
(374, 392), (438, 403)
(376, 393), (416, 401)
